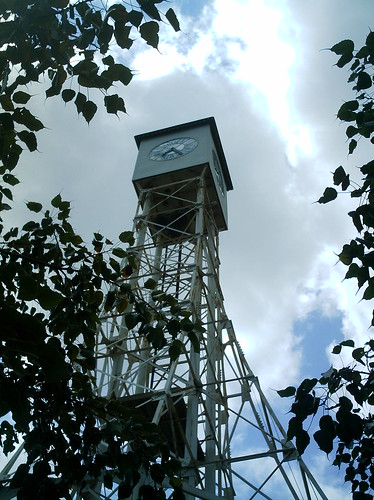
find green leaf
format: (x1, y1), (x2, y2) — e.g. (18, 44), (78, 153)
(167, 319), (180, 337)
(39, 341), (70, 382)
(333, 165), (346, 185)
(0, 94), (13, 111)
(77, 27), (95, 49)
(144, 278), (157, 290)
(2, 187), (12, 200)
(119, 231), (134, 245)
(3, 173), (19, 186)
(73, 59), (98, 77)
(102, 55), (114, 67)
(338, 246), (353, 266)
(360, 159), (374, 175)
(188, 331), (200, 353)
(46, 67), (67, 98)
(106, 3), (128, 22)
(75, 92), (87, 115)
(150, 463), (165, 484)
(331, 39), (354, 55)
(104, 94), (126, 115)
(348, 139), (357, 154)
(82, 100), (97, 123)
(286, 416), (301, 440)
(114, 23), (133, 50)
(26, 201), (43, 213)
(51, 193), (62, 208)
(314, 415), (336, 454)
(356, 72), (372, 91)
(116, 296), (128, 314)
(337, 100), (358, 121)
(333, 166), (350, 190)
(128, 10), (143, 28)
(336, 52), (353, 68)
(169, 339), (182, 361)
(362, 283), (374, 300)
(139, 21), (159, 49)
(277, 386), (296, 398)
(352, 347), (365, 364)
(38, 287), (64, 310)
(348, 211), (363, 232)
(9, 464), (30, 489)
(332, 344), (342, 354)
(13, 91), (32, 104)
(109, 257), (121, 274)
(22, 221), (39, 231)
(139, 2), (161, 21)
(62, 89), (76, 103)
(296, 378), (318, 397)
(125, 312), (140, 329)
(296, 428), (310, 455)
(104, 290), (116, 312)
(98, 21), (114, 53)
(18, 130), (37, 152)
(318, 187), (337, 204)
(112, 247), (127, 259)
(345, 262), (361, 279)
(341, 339), (355, 348)
(346, 125), (358, 138)
(102, 64), (133, 86)
(366, 31), (374, 49)
(13, 108), (44, 131)
(336, 406), (363, 443)
(18, 273), (40, 301)
(166, 8), (180, 32)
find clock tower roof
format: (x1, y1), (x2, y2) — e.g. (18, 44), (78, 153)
(134, 117), (233, 191)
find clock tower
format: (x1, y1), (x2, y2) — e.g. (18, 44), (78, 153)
(96, 118), (326, 498)
(132, 117), (232, 235)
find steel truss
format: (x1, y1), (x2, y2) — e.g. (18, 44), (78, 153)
(93, 170), (327, 499)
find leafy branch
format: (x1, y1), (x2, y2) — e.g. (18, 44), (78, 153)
(0, 0), (181, 222)
(282, 31), (374, 499)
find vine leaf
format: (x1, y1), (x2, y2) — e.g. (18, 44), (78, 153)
(140, 21), (159, 48)
(166, 8), (180, 32)
(317, 187), (337, 204)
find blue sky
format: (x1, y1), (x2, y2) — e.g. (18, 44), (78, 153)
(7, 0), (374, 497)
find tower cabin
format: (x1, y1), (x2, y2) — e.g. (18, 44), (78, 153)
(132, 117), (233, 244)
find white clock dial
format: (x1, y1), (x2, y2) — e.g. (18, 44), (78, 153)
(213, 150), (225, 196)
(149, 137), (198, 161)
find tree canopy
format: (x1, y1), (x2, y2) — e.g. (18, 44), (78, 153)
(280, 32), (374, 500)
(0, 2), (203, 498)
(0, 0), (180, 218)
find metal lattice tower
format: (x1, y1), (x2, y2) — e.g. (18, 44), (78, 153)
(94, 118), (327, 499)
(0, 118), (327, 499)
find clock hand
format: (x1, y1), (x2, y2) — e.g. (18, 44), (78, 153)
(161, 147), (183, 158)
(170, 147), (183, 155)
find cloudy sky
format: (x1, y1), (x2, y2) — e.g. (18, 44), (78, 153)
(10, 0), (374, 497)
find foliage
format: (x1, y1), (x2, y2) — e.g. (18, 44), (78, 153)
(317, 34), (374, 308)
(281, 32), (374, 499)
(0, 1), (192, 498)
(0, 197), (198, 498)
(279, 341), (374, 499)
(0, 0), (180, 220)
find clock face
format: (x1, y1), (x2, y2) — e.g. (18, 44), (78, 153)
(213, 150), (225, 196)
(149, 137), (198, 161)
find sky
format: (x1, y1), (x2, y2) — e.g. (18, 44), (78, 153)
(8, 0), (374, 497)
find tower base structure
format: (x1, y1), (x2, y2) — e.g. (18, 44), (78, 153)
(0, 119), (327, 499)
(94, 169), (327, 499)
